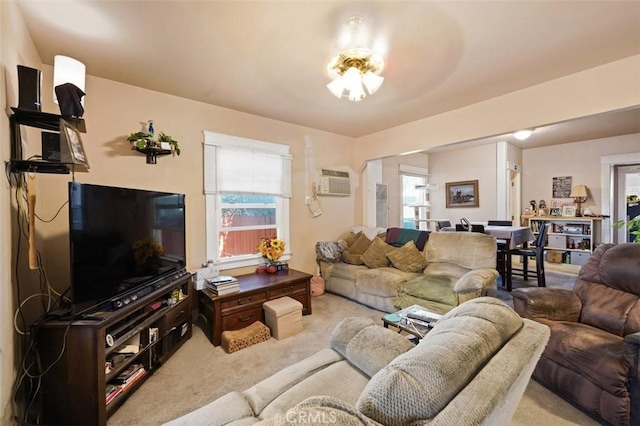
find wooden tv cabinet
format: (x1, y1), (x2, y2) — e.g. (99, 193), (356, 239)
(198, 269), (312, 346)
(35, 272), (192, 426)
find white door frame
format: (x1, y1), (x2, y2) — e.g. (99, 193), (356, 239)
(600, 152), (640, 243)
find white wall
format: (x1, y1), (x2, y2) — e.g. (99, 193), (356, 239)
(522, 134), (640, 216)
(428, 144), (498, 224)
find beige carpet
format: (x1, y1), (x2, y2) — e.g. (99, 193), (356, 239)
(107, 278), (599, 426)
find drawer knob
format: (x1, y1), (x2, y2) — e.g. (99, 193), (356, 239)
(174, 310), (185, 319)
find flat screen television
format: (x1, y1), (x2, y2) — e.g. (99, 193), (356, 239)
(68, 182), (186, 315)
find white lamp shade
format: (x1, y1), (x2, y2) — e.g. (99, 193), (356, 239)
(53, 55), (85, 104)
(347, 81), (365, 102)
(327, 77), (345, 98)
(362, 71), (384, 94)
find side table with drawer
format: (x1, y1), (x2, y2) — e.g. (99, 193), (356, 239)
(198, 269), (313, 346)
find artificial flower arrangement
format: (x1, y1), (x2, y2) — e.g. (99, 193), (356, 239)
(257, 237), (285, 264)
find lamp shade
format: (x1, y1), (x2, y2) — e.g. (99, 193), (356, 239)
(53, 55), (85, 104)
(570, 185), (588, 199)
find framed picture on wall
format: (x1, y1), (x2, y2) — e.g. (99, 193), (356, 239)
(445, 180), (479, 208)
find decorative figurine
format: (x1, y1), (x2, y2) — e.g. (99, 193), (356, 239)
(147, 120), (154, 137)
(530, 200), (537, 213)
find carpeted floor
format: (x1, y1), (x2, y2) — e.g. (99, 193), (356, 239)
(107, 272), (600, 426)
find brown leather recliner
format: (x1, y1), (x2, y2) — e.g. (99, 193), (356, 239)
(512, 243), (640, 426)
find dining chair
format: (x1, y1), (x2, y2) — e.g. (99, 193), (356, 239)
(509, 223), (549, 287)
(455, 223), (485, 233)
(487, 220), (513, 226)
(488, 220), (512, 275)
(436, 220), (452, 231)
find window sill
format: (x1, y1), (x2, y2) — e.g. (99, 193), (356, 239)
(214, 253), (291, 271)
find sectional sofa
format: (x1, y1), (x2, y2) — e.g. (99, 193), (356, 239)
(164, 298), (550, 425)
(316, 227), (499, 314)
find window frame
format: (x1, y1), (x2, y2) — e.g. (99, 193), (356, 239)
(204, 131), (291, 270)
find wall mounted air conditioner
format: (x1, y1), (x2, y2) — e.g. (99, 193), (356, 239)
(316, 169), (351, 196)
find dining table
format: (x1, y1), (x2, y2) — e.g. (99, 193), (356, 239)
(441, 224), (535, 291)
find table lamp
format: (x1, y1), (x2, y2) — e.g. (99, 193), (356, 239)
(570, 185), (588, 217)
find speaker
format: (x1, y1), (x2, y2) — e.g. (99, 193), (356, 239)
(17, 65), (42, 111)
(41, 132), (61, 161)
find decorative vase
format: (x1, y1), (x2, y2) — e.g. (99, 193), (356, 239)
(266, 264), (278, 274)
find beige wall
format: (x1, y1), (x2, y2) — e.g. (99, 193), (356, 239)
(1, 2), (50, 422)
(427, 144), (499, 224)
(522, 134), (640, 216)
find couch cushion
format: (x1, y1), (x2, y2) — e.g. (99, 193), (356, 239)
(357, 298), (522, 425)
(328, 262), (369, 282)
(330, 317), (377, 357)
(361, 237), (396, 268)
(399, 275), (458, 306)
(536, 319), (628, 395)
(386, 240), (428, 272)
(163, 391), (256, 426)
(425, 232), (497, 270)
(345, 325), (414, 378)
(258, 396), (374, 426)
(343, 233), (373, 265)
(356, 268), (421, 297)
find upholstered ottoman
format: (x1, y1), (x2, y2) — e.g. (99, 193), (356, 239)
(221, 321), (271, 353)
(263, 297), (303, 340)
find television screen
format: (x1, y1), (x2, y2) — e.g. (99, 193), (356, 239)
(68, 182), (186, 314)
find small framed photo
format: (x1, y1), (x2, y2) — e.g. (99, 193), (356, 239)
(550, 207), (561, 217)
(538, 208), (548, 217)
(562, 206), (577, 217)
(60, 119), (89, 169)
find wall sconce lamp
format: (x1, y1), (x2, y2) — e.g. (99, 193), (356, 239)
(570, 184), (589, 217)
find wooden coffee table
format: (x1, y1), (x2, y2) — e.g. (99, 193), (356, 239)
(382, 304), (443, 340)
(198, 269), (312, 346)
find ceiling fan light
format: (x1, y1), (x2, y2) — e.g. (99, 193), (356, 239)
(513, 129), (535, 140)
(327, 77), (345, 98)
(348, 81), (365, 102)
(342, 67), (362, 88)
(362, 71), (384, 94)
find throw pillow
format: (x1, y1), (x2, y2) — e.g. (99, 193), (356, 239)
(386, 240), (428, 272)
(348, 233), (373, 254)
(315, 240), (347, 263)
(361, 237), (396, 269)
(342, 251), (364, 265)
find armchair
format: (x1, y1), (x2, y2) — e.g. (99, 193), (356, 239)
(512, 243), (640, 426)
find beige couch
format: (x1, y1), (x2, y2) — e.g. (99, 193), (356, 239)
(165, 298), (550, 426)
(318, 229), (499, 314)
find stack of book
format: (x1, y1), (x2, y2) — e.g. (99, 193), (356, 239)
(105, 384), (122, 405)
(110, 363), (147, 395)
(205, 275), (239, 295)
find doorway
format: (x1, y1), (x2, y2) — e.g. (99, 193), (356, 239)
(615, 165), (640, 243)
(601, 152), (640, 243)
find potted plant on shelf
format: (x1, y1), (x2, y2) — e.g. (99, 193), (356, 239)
(127, 122), (180, 164)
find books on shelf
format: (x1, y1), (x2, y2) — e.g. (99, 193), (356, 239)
(112, 363), (145, 385)
(105, 384), (122, 405)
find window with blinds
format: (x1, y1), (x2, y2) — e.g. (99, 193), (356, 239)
(203, 131), (291, 269)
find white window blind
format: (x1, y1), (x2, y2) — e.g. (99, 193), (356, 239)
(203, 131), (291, 197)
